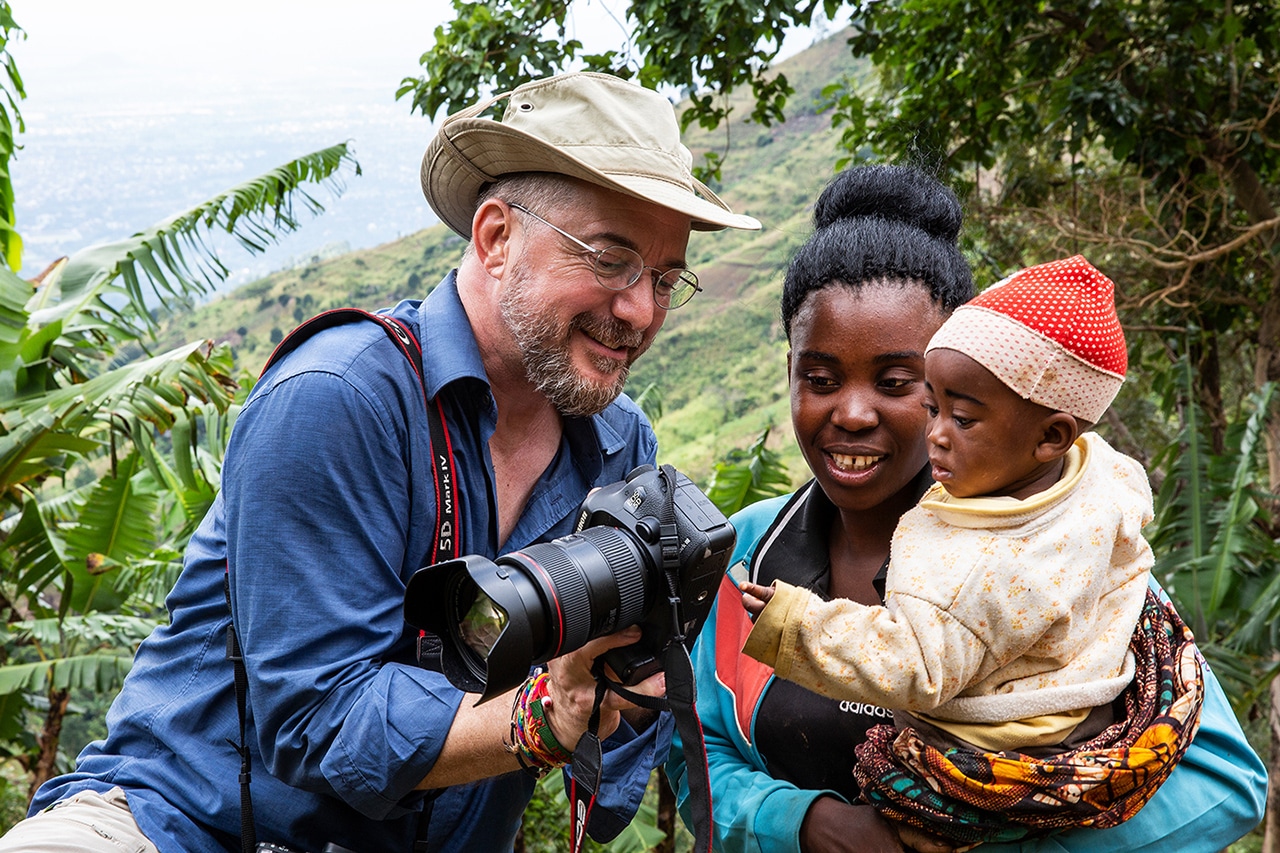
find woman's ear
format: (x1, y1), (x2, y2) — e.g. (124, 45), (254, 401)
(1035, 412), (1081, 462)
(471, 199), (516, 280)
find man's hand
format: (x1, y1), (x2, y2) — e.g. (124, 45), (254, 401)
(417, 625), (666, 791)
(543, 627), (666, 750)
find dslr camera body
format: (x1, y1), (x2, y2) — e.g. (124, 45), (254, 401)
(404, 464), (735, 702)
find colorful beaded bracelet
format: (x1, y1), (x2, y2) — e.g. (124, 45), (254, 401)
(505, 672), (574, 777)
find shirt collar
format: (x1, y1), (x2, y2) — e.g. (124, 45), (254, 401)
(413, 269), (625, 482)
(415, 271), (489, 400)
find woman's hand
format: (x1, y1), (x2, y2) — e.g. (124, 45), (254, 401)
(542, 626), (666, 750)
(801, 798), (955, 853)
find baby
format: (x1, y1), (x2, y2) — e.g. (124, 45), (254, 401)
(741, 256), (1201, 842)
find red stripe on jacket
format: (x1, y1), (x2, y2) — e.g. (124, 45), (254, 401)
(712, 573), (774, 746)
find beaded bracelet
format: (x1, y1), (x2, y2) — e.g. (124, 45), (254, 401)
(505, 672), (574, 777)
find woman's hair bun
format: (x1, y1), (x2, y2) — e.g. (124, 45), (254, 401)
(812, 164), (962, 246)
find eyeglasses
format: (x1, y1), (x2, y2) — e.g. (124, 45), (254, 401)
(507, 202), (702, 310)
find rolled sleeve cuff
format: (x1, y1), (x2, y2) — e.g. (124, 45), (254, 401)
(321, 666), (464, 820)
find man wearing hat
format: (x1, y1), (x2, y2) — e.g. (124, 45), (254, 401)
(0, 72), (759, 853)
(739, 256), (1203, 843)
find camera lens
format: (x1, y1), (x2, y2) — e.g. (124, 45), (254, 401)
(403, 465), (736, 703)
(458, 589), (508, 661)
(510, 525), (653, 658)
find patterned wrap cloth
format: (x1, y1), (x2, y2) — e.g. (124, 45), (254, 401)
(852, 587), (1204, 847)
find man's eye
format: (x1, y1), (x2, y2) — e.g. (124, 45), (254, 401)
(594, 249), (635, 277)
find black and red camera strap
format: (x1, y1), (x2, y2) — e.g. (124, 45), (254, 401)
(259, 308), (460, 566)
(569, 465), (714, 853)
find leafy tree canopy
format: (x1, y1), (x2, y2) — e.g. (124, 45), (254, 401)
(404, 0), (1280, 479)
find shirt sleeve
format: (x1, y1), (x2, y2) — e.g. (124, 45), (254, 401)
(224, 366), (459, 819)
(742, 578), (989, 712)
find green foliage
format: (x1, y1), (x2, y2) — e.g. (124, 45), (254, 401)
(834, 1), (1280, 186)
(396, 0), (839, 180)
(0, 3), (22, 271)
(0, 13), (364, 802)
(706, 428), (792, 516)
(56, 142), (359, 336)
(521, 769), (681, 852)
(1148, 344), (1280, 710)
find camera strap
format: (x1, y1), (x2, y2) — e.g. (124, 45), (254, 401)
(569, 466), (714, 853)
(259, 308), (460, 564)
(226, 309), (458, 853)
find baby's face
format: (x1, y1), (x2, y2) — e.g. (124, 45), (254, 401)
(922, 349), (1063, 500)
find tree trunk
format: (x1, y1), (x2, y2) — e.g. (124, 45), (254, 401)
(1251, 278), (1279, 850)
(1264, 670), (1280, 853)
(1255, 268), (1280, 526)
(28, 686), (70, 801)
(656, 767), (677, 853)
(1195, 331), (1226, 455)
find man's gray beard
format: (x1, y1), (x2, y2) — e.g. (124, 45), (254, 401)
(500, 285), (643, 418)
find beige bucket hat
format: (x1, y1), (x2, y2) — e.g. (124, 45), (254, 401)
(420, 71), (761, 238)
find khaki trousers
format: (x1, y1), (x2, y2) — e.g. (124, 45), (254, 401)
(0, 787), (160, 853)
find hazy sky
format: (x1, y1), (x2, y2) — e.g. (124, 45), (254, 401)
(11, 1), (452, 104)
(7, 1), (462, 280)
(5, 1), (835, 283)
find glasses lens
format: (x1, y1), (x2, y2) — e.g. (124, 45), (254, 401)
(591, 246), (644, 290)
(657, 270), (700, 309)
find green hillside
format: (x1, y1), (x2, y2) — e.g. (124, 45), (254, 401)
(162, 32), (865, 488)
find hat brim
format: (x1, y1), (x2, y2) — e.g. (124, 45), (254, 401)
(422, 118), (762, 238)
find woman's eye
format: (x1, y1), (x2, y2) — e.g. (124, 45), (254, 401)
(880, 375), (918, 393)
(953, 416), (972, 427)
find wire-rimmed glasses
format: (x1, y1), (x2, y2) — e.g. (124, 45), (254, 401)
(507, 202), (702, 310)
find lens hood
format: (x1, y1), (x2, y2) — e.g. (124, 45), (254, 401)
(404, 555), (548, 703)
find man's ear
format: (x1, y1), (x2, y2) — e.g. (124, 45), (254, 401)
(471, 199), (516, 280)
(1035, 412), (1081, 462)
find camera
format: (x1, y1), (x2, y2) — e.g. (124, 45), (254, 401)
(403, 465), (735, 703)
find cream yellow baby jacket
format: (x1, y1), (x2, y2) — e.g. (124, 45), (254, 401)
(743, 432), (1152, 740)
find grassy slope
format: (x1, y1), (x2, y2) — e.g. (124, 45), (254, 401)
(160, 32), (865, 488)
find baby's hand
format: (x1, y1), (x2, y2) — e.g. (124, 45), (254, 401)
(740, 581), (775, 618)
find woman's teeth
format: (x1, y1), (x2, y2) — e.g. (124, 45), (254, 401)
(832, 454), (881, 471)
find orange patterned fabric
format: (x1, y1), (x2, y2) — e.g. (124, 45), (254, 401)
(852, 588), (1203, 847)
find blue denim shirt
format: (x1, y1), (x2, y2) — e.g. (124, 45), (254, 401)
(32, 273), (672, 852)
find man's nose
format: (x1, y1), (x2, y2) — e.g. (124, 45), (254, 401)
(610, 276), (657, 330)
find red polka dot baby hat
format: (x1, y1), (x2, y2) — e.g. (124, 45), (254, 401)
(926, 255), (1127, 422)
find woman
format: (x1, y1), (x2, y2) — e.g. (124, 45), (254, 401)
(666, 164), (1268, 853)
